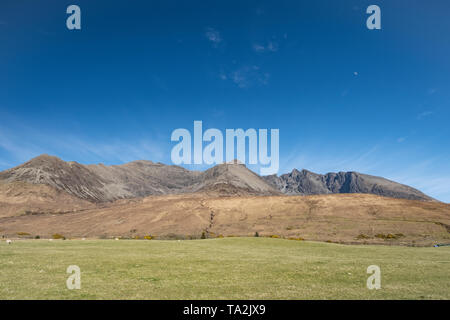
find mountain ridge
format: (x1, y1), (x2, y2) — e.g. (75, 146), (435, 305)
(262, 168), (433, 201)
(0, 154), (434, 202)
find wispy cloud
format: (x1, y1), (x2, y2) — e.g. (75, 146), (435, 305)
(0, 125), (166, 169)
(281, 145), (450, 202)
(282, 145), (381, 176)
(61, 138), (166, 164)
(0, 159), (12, 168)
(0, 128), (45, 161)
(389, 159), (450, 202)
(252, 41), (278, 53)
(417, 111), (434, 120)
(218, 72), (227, 80)
(413, 177), (450, 199)
(227, 65), (270, 88)
(205, 27), (222, 47)
(218, 65), (270, 88)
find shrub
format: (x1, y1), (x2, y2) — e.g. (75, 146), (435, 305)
(17, 232), (31, 236)
(375, 233), (403, 240)
(288, 237), (304, 241)
(356, 234), (370, 240)
(52, 234), (65, 240)
(201, 232), (206, 239)
(159, 233), (185, 240)
(144, 235), (153, 240)
(254, 232), (259, 237)
(217, 234), (224, 238)
(269, 235), (280, 239)
(35, 235), (40, 239)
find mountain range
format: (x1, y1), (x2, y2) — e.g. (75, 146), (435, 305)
(1, 155), (448, 245)
(0, 154), (433, 202)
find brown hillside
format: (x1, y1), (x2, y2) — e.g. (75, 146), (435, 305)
(1, 193), (449, 246)
(0, 181), (94, 218)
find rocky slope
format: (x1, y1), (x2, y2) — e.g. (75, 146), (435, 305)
(262, 169), (433, 201)
(0, 155), (202, 202)
(187, 162), (280, 195)
(0, 155), (277, 202)
(0, 154), (434, 202)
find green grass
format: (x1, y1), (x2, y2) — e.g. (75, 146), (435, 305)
(0, 238), (449, 299)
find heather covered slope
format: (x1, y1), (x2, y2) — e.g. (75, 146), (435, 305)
(1, 193), (449, 246)
(0, 181), (94, 218)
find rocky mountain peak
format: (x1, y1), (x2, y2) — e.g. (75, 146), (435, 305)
(0, 154), (435, 202)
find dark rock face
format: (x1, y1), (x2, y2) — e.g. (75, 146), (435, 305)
(262, 169), (434, 201)
(0, 154), (434, 202)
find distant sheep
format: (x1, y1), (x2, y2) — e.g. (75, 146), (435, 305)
(6, 239), (12, 244)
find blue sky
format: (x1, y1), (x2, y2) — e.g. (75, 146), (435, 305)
(1, 0), (449, 201)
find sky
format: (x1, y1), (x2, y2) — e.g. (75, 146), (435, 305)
(0, 0), (449, 201)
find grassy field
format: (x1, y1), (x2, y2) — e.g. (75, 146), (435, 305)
(0, 238), (449, 299)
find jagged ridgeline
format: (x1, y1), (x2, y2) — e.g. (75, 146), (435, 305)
(0, 154), (434, 202)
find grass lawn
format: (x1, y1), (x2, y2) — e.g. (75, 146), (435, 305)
(0, 238), (449, 299)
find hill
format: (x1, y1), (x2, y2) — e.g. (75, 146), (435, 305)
(0, 181), (94, 218)
(1, 193), (449, 245)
